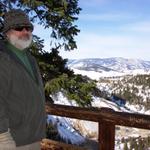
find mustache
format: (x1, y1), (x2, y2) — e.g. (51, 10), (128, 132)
(19, 34), (31, 40)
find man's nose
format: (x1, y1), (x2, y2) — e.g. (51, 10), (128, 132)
(22, 28), (30, 32)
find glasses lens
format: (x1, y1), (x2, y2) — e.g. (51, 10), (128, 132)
(14, 27), (32, 32)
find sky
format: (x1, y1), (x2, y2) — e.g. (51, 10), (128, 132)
(33, 0), (150, 61)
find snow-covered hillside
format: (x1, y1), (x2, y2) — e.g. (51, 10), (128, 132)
(48, 92), (150, 149)
(67, 57), (150, 81)
(48, 92), (131, 142)
(47, 57), (150, 149)
(68, 57), (150, 73)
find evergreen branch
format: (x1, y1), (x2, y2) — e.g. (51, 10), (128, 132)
(0, 1), (10, 10)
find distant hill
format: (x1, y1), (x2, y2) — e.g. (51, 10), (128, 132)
(67, 57), (150, 73)
(67, 57), (150, 111)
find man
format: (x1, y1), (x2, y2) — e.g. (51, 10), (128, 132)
(0, 9), (46, 150)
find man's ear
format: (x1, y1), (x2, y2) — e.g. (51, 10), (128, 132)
(5, 30), (12, 39)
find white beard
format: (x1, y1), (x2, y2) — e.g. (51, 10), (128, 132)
(9, 34), (32, 50)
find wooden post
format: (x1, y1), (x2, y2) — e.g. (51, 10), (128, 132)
(98, 121), (115, 150)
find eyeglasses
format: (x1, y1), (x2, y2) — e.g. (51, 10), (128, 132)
(13, 26), (33, 32)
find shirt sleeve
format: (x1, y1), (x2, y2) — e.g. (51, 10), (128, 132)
(0, 130), (16, 149)
(0, 52), (11, 133)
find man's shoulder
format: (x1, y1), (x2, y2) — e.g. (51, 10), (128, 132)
(0, 40), (6, 51)
(0, 40), (8, 56)
(0, 40), (12, 61)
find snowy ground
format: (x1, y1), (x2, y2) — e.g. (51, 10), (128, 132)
(72, 68), (150, 80)
(47, 68), (150, 149)
(48, 92), (150, 149)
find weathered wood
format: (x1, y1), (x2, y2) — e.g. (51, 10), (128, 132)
(41, 139), (87, 150)
(45, 104), (150, 150)
(46, 104), (150, 129)
(98, 121), (115, 150)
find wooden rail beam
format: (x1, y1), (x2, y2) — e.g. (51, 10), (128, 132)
(46, 104), (150, 130)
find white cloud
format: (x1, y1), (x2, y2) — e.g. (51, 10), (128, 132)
(121, 21), (150, 33)
(32, 19), (150, 61)
(79, 13), (136, 21)
(59, 32), (150, 60)
(77, 33), (150, 48)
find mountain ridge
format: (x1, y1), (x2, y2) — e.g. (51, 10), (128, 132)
(67, 57), (150, 73)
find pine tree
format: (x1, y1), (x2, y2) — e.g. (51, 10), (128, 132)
(129, 138), (136, 150)
(123, 141), (128, 150)
(138, 137), (145, 150)
(46, 122), (59, 140)
(0, 0), (100, 106)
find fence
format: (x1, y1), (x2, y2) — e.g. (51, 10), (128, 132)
(45, 104), (150, 150)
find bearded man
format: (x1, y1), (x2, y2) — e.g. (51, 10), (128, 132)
(0, 9), (46, 150)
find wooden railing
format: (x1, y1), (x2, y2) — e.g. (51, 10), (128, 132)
(45, 104), (150, 150)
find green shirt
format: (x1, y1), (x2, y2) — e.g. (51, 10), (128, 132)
(6, 42), (35, 80)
